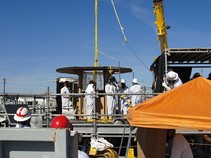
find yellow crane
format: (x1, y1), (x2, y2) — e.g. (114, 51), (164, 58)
(153, 0), (168, 53)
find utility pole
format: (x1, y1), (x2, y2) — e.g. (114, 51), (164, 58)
(3, 78), (6, 94)
(3, 78), (7, 104)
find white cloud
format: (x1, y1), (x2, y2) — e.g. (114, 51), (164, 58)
(129, 3), (155, 30)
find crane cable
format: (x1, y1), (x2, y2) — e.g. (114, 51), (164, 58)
(110, 0), (150, 72)
(110, 0), (163, 83)
(110, 0), (127, 44)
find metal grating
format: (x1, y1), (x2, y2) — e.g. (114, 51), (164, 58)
(165, 48), (211, 64)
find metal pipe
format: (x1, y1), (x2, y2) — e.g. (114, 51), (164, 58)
(92, 92), (98, 139)
(125, 126), (133, 158)
(94, 0), (99, 67)
(46, 86), (50, 127)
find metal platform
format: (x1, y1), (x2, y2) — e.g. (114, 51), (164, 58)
(151, 48), (211, 69)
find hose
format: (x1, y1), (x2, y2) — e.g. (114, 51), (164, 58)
(97, 148), (118, 158)
(104, 148), (118, 158)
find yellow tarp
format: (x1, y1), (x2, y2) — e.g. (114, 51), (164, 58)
(127, 77), (211, 130)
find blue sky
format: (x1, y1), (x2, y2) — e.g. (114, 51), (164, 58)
(0, 0), (211, 94)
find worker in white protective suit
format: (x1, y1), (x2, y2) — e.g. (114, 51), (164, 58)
(105, 76), (117, 120)
(61, 81), (75, 119)
(129, 78), (142, 106)
(85, 80), (95, 122)
(162, 71), (183, 91)
(118, 79), (130, 114)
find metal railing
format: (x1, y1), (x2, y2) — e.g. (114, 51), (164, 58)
(0, 91), (158, 134)
(2, 92), (211, 157)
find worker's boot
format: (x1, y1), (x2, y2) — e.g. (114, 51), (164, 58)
(87, 118), (94, 122)
(108, 116), (113, 122)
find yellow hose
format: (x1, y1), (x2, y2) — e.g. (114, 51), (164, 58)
(96, 148), (118, 158)
(104, 148), (118, 158)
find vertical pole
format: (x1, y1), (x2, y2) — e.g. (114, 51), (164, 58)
(118, 61), (121, 81)
(3, 78), (6, 103)
(132, 71), (135, 79)
(3, 78), (6, 94)
(33, 95), (36, 113)
(93, 92), (97, 139)
(93, 0), (99, 84)
(94, 0), (99, 67)
(2, 78), (9, 125)
(200, 68), (203, 77)
(125, 126), (133, 158)
(164, 50), (168, 75)
(46, 86), (50, 127)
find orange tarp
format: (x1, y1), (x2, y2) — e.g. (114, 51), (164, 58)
(127, 77), (211, 130)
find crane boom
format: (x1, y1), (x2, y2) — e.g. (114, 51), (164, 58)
(153, 0), (168, 53)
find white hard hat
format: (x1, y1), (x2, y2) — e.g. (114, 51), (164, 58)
(166, 71), (178, 81)
(132, 78), (138, 84)
(14, 107), (31, 122)
(121, 79), (126, 83)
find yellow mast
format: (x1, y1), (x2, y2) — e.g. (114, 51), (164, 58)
(153, 0), (168, 53)
(94, 0), (99, 67)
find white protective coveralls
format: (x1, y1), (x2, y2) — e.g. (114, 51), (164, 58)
(85, 83), (95, 119)
(118, 80), (130, 114)
(105, 82), (117, 117)
(61, 85), (75, 119)
(162, 71), (183, 91)
(129, 79), (142, 106)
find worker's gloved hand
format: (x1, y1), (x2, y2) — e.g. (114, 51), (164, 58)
(98, 138), (113, 148)
(127, 99), (131, 105)
(162, 82), (171, 91)
(90, 138), (106, 151)
(204, 135), (211, 142)
(120, 94), (125, 98)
